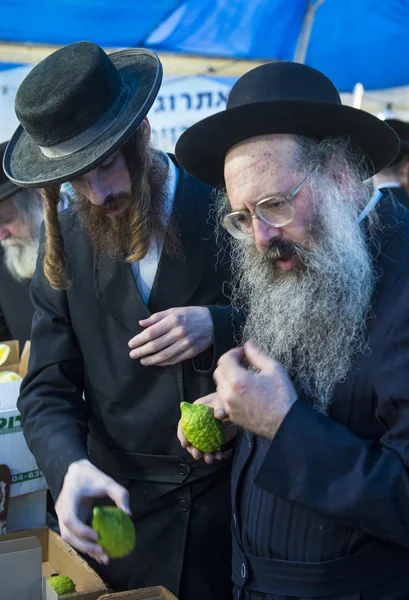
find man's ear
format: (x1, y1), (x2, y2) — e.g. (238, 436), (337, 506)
(142, 117), (151, 137)
(33, 188), (42, 200)
(327, 153), (352, 195)
(400, 158), (409, 190)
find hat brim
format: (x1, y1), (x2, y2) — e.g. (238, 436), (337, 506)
(175, 101), (400, 187)
(393, 140), (409, 163)
(0, 180), (19, 201)
(3, 48), (162, 187)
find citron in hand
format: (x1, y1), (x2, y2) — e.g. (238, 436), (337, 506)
(47, 575), (76, 595)
(0, 344), (10, 367)
(180, 402), (224, 453)
(0, 371), (22, 382)
(92, 506), (135, 559)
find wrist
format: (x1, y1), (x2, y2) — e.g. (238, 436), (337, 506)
(67, 458), (90, 474)
(267, 397), (298, 440)
(202, 306), (215, 344)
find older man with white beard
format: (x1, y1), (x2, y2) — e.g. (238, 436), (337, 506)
(0, 141), (42, 346)
(176, 62), (409, 599)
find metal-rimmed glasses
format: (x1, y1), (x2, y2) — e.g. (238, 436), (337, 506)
(222, 167), (317, 240)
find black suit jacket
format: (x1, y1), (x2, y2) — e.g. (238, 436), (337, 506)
(232, 191), (409, 598)
(18, 165), (241, 496)
(17, 166), (241, 598)
(0, 251), (33, 347)
(385, 184), (409, 210)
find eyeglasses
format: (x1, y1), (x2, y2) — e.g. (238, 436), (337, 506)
(222, 168), (316, 240)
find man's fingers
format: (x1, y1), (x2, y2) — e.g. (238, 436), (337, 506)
(128, 316), (172, 350)
(139, 340), (191, 366)
(187, 446), (205, 460)
(203, 453), (215, 464)
(243, 340), (274, 372)
(61, 513), (99, 541)
(216, 347), (247, 382)
(108, 484), (131, 516)
(130, 329), (180, 360)
(177, 421), (190, 448)
(62, 530), (107, 562)
(148, 347), (193, 367)
(218, 347), (246, 367)
(88, 551), (110, 566)
(138, 310), (170, 327)
(214, 409), (228, 420)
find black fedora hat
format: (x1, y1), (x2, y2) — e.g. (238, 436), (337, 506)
(384, 119), (409, 164)
(3, 41), (163, 187)
(175, 61), (400, 187)
(0, 141), (20, 201)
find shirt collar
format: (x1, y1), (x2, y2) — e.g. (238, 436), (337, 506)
(376, 181), (402, 189)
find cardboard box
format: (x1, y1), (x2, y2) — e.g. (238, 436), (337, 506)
(0, 340), (48, 531)
(0, 339), (30, 378)
(0, 527), (108, 600)
(0, 535), (43, 600)
(98, 588), (178, 600)
(7, 489), (47, 531)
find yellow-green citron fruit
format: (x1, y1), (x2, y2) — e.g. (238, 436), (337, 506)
(47, 575), (76, 595)
(0, 371), (22, 382)
(0, 344), (10, 366)
(180, 402), (224, 453)
(92, 506), (136, 559)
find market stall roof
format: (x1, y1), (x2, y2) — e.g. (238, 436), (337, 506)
(0, 0), (409, 92)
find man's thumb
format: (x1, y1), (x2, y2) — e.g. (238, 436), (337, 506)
(243, 340), (271, 372)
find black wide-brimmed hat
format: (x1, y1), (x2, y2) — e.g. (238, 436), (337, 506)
(3, 41), (163, 187)
(0, 141), (20, 201)
(175, 61), (400, 187)
(384, 119), (409, 164)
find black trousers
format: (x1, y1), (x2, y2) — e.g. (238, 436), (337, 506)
(88, 469), (233, 600)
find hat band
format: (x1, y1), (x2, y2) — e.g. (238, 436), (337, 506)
(38, 80), (131, 158)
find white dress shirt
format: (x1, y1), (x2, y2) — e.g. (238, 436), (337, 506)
(131, 154), (179, 304)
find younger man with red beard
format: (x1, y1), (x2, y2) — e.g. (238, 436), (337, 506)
(5, 42), (239, 599)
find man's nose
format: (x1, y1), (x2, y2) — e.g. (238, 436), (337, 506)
(0, 226), (10, 242)
(88, 184), (109, 206)
(252, 218), (281, 253)
(83, 173), (109, 206)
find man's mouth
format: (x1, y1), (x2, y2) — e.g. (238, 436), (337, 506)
(275, 251), (299, 271)
(105, 204), (127, 218)
(268, 245), (300, 271)
(103, 198), (129, 218)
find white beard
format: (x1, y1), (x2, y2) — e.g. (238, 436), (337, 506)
(2, 237), (39, 281)
(227, 183), (377, 412)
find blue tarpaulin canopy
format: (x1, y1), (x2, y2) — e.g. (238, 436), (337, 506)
(1, 0), (409, 92)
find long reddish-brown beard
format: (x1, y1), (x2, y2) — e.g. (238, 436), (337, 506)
(72, 132), (180, 261)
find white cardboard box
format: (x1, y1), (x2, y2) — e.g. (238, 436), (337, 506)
(0, 372), (48, 531)
(7, 490), (47, 531)
(1, 527), (108, 599)
(0, 381), (48, 498)
(0, 536), (43, 600)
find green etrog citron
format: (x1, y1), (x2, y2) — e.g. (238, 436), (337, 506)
(92, 506), (136, 559)
(180, 402), (224, 453)
(47, 575), (76, 595)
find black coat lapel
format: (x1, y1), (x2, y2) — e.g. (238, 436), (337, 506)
(93, 252), (150, 334)
(148, 166), (205, 313)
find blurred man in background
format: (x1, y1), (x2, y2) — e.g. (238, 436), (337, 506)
(0, 141), (42, 346)
(373, 118), (409, 208)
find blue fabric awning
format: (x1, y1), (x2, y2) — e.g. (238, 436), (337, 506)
(1, 0), (409, 92)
